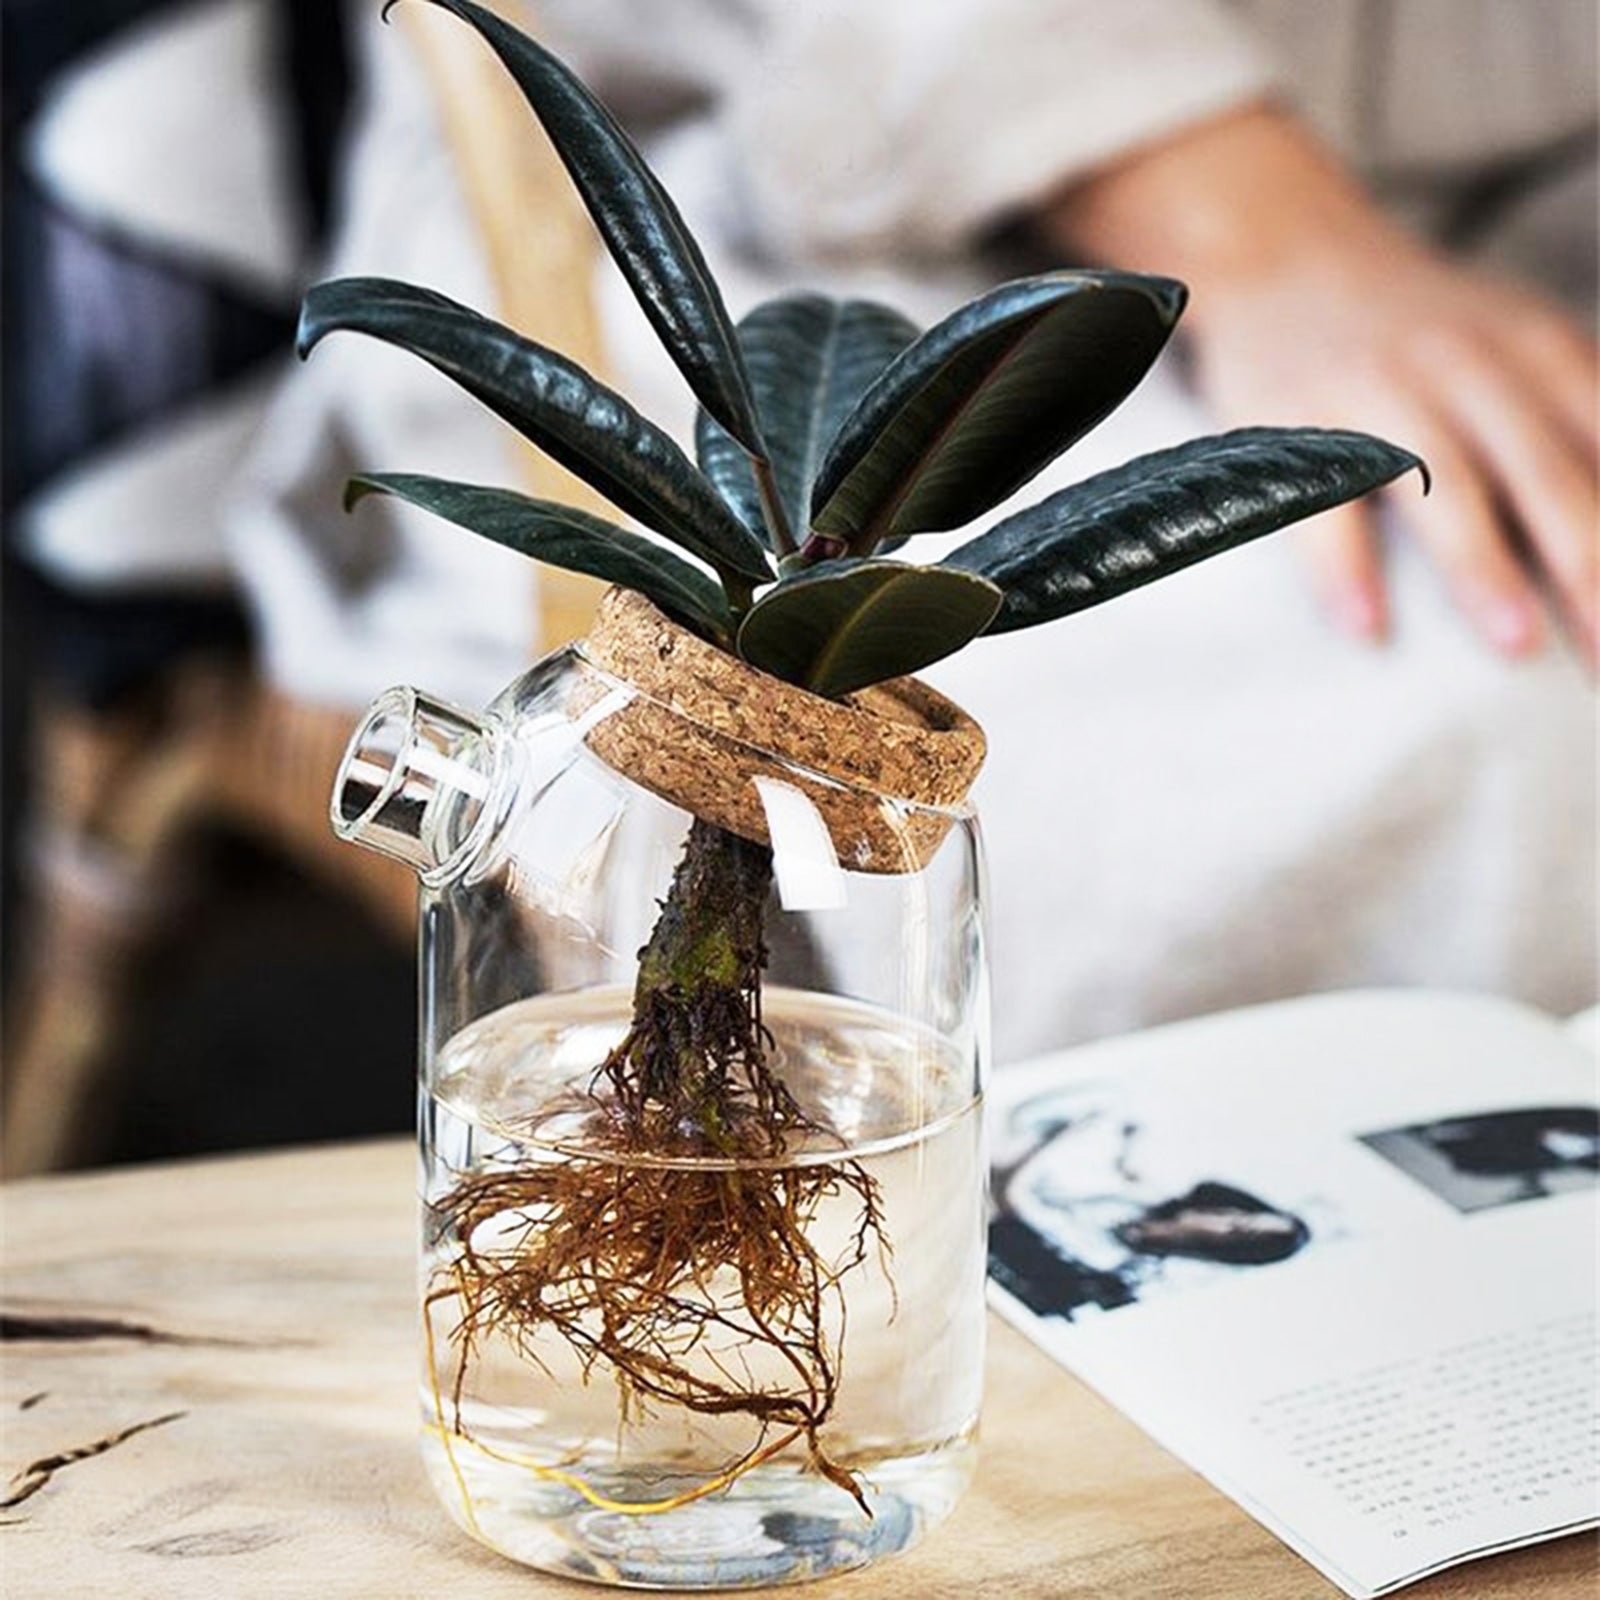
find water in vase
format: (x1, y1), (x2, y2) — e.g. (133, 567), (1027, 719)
(419, 987), (985, 1588)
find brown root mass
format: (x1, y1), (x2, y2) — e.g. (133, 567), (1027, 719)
(430, 819), (890, 1514)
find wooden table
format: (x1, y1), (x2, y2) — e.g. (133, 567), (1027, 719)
(2, 1141), (1592, 1598)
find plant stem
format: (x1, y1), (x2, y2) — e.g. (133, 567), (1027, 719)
(752, 454), (796, 556)
(604, 818), (798, 1154)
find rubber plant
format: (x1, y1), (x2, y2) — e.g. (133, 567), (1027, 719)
(300, 0), (1425, 1513)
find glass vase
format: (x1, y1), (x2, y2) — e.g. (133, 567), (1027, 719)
(331, 590), (989, 1589)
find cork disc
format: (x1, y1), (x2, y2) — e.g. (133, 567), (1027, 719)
(579, 588), (986, 874)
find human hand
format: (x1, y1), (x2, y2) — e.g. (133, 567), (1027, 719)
(1047, 107), (1598, 666)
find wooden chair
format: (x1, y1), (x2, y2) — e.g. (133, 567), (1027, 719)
(1, 2), (607, 1173)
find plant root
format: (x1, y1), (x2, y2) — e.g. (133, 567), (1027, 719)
(428, 819), (891, 1516)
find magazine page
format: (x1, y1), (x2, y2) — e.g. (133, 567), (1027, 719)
(988, 991), (1600, 1598)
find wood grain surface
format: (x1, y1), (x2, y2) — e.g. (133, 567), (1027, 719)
(2, 1140), (1593, 1598)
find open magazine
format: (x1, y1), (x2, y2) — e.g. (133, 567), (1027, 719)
(987, 990), (1599, 1599)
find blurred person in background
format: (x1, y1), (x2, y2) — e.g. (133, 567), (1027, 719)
(4, 0), (1595, 1169)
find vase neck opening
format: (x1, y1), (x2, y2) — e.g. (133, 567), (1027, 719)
(331, 685), (500, 882)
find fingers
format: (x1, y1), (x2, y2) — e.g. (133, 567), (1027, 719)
(1410, 330), (1599, 664)
(1490, 291), (1600, 464)
(1295, 503), (1388, 642)
(1361, 384), (1548, 657)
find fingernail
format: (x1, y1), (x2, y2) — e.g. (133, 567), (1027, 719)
(1333, 589), (1386, 642)
(1480, 599), (1543, 655)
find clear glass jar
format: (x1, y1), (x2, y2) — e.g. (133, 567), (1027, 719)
(331, 605), (988, 1590)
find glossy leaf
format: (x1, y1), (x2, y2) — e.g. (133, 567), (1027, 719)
(346, 473), (733, 640)
(696, 294), (920, 543)
(810, 271), (1186, 552)
(298, 278), (772, 584)
(401, 0), (764, 454)
(944, 427), (1427, 632)
(737, 559), (1002, 698)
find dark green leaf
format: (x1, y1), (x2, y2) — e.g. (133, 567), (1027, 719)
(944, 427), (1427, 631)
(696, 294), (920, 544)
(346, 473), (733, 640)
(737, 559), (1002, 698)
(400, 0), (764, 454)
(811, 271), (1186, 553)
(298, 278), (772, 584)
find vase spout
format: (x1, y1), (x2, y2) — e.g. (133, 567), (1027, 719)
(331, 685), (503, 882)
